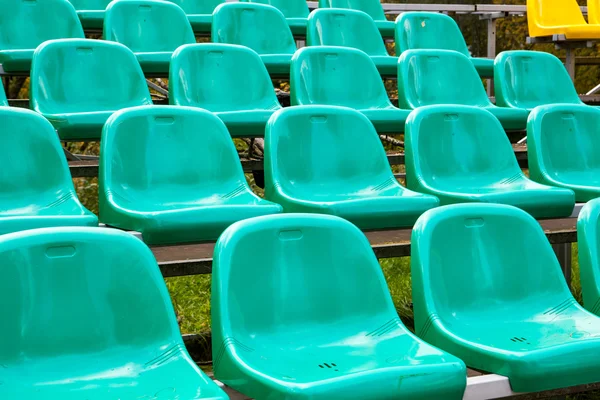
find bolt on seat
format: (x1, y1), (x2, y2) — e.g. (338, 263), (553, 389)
(212, 213), (467, 399)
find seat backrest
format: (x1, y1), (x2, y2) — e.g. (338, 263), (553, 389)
(265, 105), (394, 195)
(307, 9), (388, 56)
(30, 39), (152, 114)
(398, 49), (491, 109)
(170, 43), (281, 112)
(68, 0), (111, 11)
(100, 105), (246, 200)
(395, 12), (470, 57)
(405, 105), (522, 188)
(589, 0), (600, 25)
(291, 46), (393, 109)
(0, 108), (76, 203)
(527, 0), (587, 36)
(0, 227), (184, 363)
(494, 50), (581, 110)
(239, 0), (309, 18)
(411, 203), (571, 327)
(212, 213), (397, 340)
(104, 0), (195, 52)
(212, 3), (296, 55)
(0, 0), (83, 50)
(577, 199), (600, 313)
(167, 0), (224, 14)
(527, 104), (600, 182)
(318, 0), (386, 21)
(0, 81), (7, 106)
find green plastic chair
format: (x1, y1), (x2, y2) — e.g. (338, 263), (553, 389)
(265, 106), (438, 229)
(291, 46), (409, 133)
(104, 0), (195, 75)
(170, 43), (282, 137)
(307, 9), (396, 77)
(239, 0), (309, 35)
(0, 81), (7, 106)
(0, 0), (84, 73)
(495, 50), (584, 111)
(0, 108), (97, 235)
(412, 203), (600, 392)
(405, 105), (575, 219)
(398, 49), (529, 131)
(318, 0), (394, 38)
(30, 39), (153, 141)
(212, 3), (296, 76)
(578, 199), (600, 315)
(0, 227), (228, 399)
(68, 0), (111, 29)
(212, 213), (467, 399)
(100, 105), (282, 245)
(168, 0), (224, 33)
(528, 104), (600, 202)
(395, 12), (493, 78)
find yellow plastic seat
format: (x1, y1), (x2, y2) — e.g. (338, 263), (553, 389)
(589, 0), (600, 25)
(527, 0), (600, 39)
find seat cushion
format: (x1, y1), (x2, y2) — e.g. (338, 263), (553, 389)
(0, 49), (34, 72)
(216, 109), (280, 137)
(486, 106), (530, 131)
(260, 54), (293, 76)
(136, 52), (173, 75)
(564, 24), (600, 39)
(360, 108), (410, 133)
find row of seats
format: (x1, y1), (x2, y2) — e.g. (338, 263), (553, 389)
(6, 201), (600, 398)
(1, 0), (487, 78)
(529, 0), (600, 39)
(6, 101), (600, 245)
(3, 38), (579, 141)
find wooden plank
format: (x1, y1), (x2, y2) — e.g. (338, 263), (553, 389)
(153, 217), (577, 278)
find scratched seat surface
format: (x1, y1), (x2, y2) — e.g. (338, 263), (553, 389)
(100, 105), (282, 245)
(264, 105), (438, 229)
(412, 203), (600, 392)
(0, 227), (228, 399)
(291, 46), (409, 132)
(404, 105), (575, 219)
(307, 9), (397, 76)
(0, 0), (83, 72)
(0, 107), (97, 234)
(398, 49), (529, 130)
(239, 0), (309, 35)
(318, 0), (395, 37)
(212, 2), (296, 76)
(30, 39), (153, 140)
(395, 12), (493, 78)
(104, 0), (195, 74)
(212, 213), (466, 399)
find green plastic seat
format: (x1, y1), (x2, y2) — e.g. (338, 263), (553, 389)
(396, 12), (494, 78)
(100, 105), (282, 245)
(0, 0), (84, 73)
(0, 227), (228, 399)
(578, 199), (600, 315)
(412, 203), (600, 392)
(168, 0), (224, 33)
(405, 105), (575, 218)
(0, 108), (97, 234)
(104, 0), (195, 75)
(318, 0), (394, 38)
(170, 43), (282, 137)
(291, 46), (409, 133)
(398, 49), (529, 131)
(265, 106), (438, 229)
(528, 104), (600, 202)
(30, 39), (153, 141)
(307, 9), (397, 77)
(68, 0), (111, 29)
(495, 50), (584, 111)
(239, 0), (309, 35)
(212, 213), (467, 400)
(212, 3), (296, 76)
(0, 80), (7, 106)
